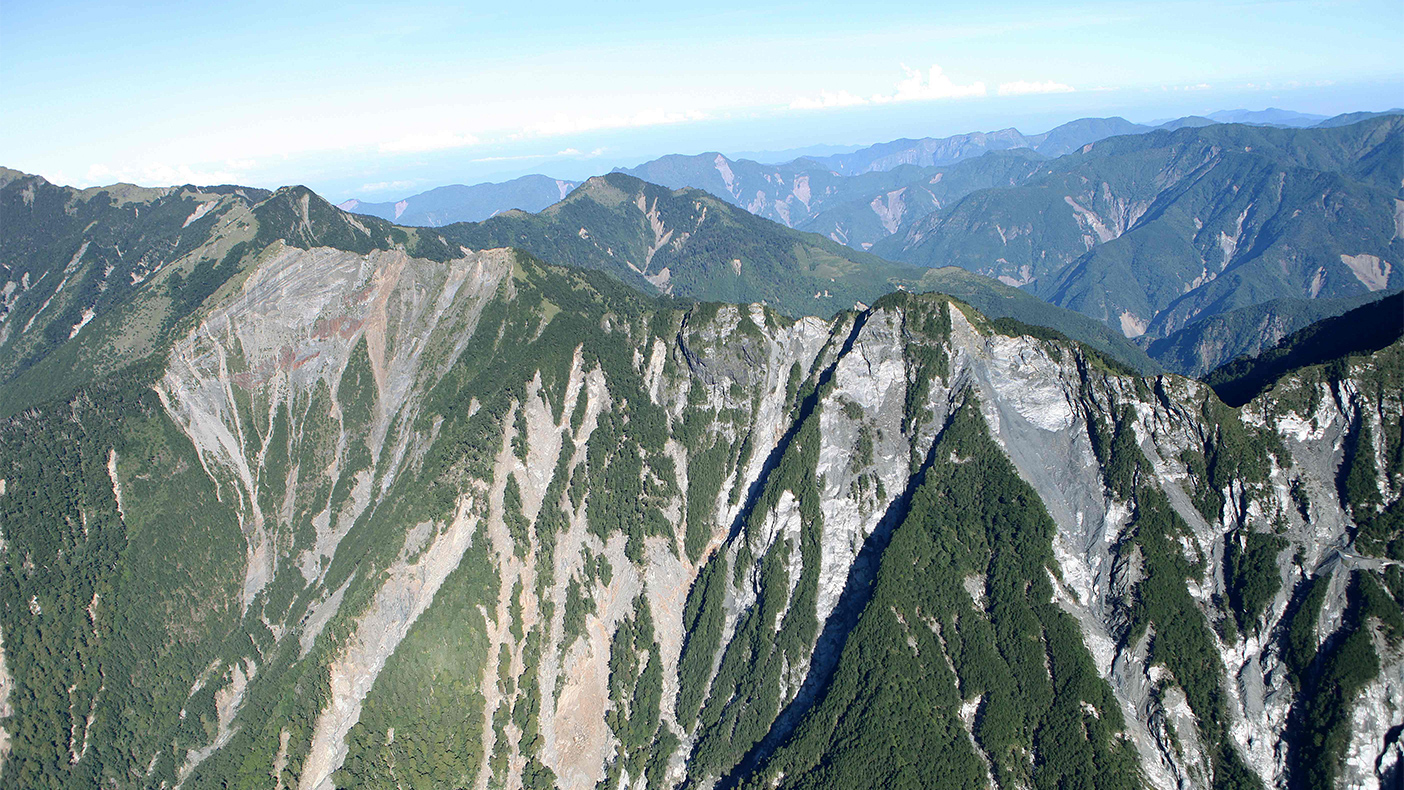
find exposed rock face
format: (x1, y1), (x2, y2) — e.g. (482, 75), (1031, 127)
(157, 244), (512, 608)
(0, 237), (1399, 790)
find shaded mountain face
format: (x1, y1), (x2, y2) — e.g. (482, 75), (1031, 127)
(1146, 289), (1401, 378)
(0, 188), (1401, 790)
(1205, 291), (1404, 406)
(338, 175), (579, 226)
(874, 116), (1404, 341)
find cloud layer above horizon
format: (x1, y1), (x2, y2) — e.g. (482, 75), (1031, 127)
(789, 65), (1076, 109)
(2, 0), (1399, 196)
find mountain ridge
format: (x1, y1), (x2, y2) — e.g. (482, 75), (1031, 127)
(875, 115), (1404, 341)
(1205, 291), (1404, 406)
(0, 207), (1397, 788)
(337, 174), (580, 227)
(0, 165), (1160, 422)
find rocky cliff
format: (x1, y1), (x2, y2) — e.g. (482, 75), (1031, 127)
(0, 217), (1399, 790)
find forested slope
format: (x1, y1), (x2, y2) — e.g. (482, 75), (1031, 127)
(0, 174), (1399, 790)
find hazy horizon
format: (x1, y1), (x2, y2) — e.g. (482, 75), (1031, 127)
(4, 0), (1401, 202)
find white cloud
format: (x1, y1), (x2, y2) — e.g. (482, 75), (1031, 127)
(471, 153), (548, 163)
(357, 180), (416, 193)
(789, 90), (869, 110)
(521, 108), (707, 137)
(84, 161), (252, 187)
(378, 130), (481, 153)
(472, 146), (607, 164)
(790, 65), (1082, 113)
(872, 65), (986, 104)
(997, 80), (1075, 96)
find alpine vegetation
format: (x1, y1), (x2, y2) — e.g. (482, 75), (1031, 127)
(0, 169), (1399, 790)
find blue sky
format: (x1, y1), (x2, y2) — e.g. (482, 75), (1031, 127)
(3, 0), (1400, 201)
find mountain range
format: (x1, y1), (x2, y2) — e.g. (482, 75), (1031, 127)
(0, 167), (1400, 790)
(335, 112), (1401, 357)
(341, 110), (1402, 252)
(337, 174), (579, 227)
(0, 166), (1160, 406)
(875, 115), (1404, 340)
(364, 171), (1158, 373)
(1146, 289), (1401, 378)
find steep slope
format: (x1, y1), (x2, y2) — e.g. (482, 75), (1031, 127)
(0, 168), (270, 389)
(427, 173), (1158, 372)
(330, 116), (1139, 245)
(0, 168), (1158, 400)
(435, 172), (922, 317)
(1205, 291), (1404, 406)
(338, 175), (579, 226)
(612, 131), (1111, 253)
(1146, 289), (1400, 377)
(327, 113), (1400, 265)
(0, 178), (453, 418)
(0, 174), (1398, 790)
(795, 150), (1045, 252)
(1, 178), (1399, 790)
(911, 266), (1158, 373)
(336, 114), (1375, 263)
(875, 117), (1404, 339)
(614, 154), (947, 239)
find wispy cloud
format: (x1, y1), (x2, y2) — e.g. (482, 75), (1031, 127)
(997, 79), (1074, 96)
(521, 109), (707, 137)
(84, 161), (253, 186)
(789, 90), (870, 110)
(378, 131), (480, 153)
(357, 180), (416, 193)
(793, 64), (1078, 110)
(471, 153), (549, 163)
